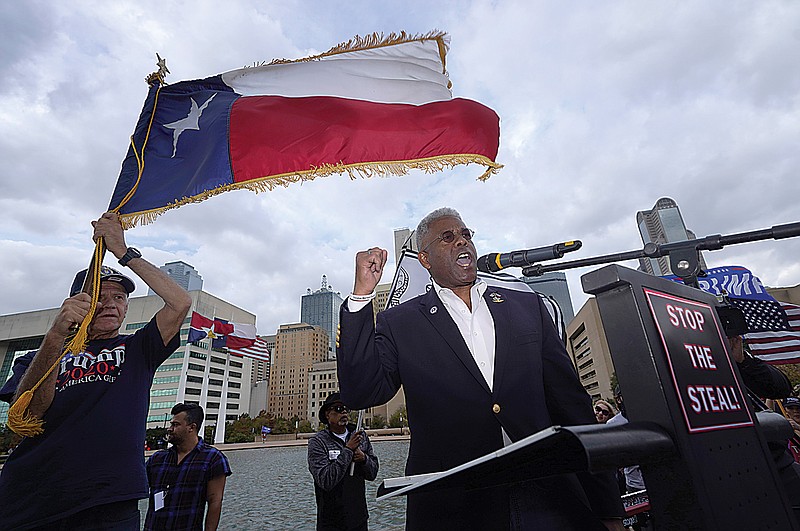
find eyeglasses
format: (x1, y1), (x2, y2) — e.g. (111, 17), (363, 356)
(330, 405), (349, 414)
(422, 228), (475, 253)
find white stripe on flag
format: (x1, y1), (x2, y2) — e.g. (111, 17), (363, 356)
(230, 337), (270, 362)
(231, 322), (256, 341)
(222, 35), (451, 104)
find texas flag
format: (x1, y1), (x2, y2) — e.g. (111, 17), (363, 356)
(211, 318), (257, 350)
(110, 31), (502, 227)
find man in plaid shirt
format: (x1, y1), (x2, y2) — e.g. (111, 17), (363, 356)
(144, 403), (232, 530)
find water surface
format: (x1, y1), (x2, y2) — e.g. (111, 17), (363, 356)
(140, 439), (409, 530)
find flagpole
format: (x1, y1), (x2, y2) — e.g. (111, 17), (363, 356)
(214, 347), (230, 445)
(349, 409), (364, 476)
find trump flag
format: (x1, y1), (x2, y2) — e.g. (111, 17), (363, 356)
(110, 31), (502, 227)
(667, 265), (800, 364)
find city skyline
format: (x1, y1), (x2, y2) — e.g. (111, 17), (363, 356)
(2, 2), (799, 339)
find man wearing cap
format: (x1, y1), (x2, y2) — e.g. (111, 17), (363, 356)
(785, 398), (800, 430)
(0, 211), (191, 530)
(307, 392), (379, 531)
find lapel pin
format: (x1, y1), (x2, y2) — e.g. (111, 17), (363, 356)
(430, 306), (438, 314)
(489, 292), (504, 303)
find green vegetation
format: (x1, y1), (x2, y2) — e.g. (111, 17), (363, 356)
(145, 427), (168, 450)
(0, 425), (21, 454)
(368, 414), (386, 429)
(219, 411), (316, 443)
(389, 406), (408, 428)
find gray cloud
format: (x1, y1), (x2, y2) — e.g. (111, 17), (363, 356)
(1, 0), (798, 336)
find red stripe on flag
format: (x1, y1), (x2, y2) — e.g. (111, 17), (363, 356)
(229, 96), (499, 183)
(230, 337), (270, 362)
(226, 336), (256, 350)
(190, 311), (214, 329)
(213, 319), (234, 335)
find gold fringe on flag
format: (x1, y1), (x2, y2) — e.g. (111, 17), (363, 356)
(119, 154), (502, 229)
(262, 30), (449, 74)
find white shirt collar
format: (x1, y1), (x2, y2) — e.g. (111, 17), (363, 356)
(431, 278), (487, 304)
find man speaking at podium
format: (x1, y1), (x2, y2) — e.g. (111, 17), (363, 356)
(337, 207), (623, 530)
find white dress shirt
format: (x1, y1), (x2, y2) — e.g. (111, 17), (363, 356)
(431, 279), (497, 390)
(349, 279), (496, 388)
(348, 280), (511, 445)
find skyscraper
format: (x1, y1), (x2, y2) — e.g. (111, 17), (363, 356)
(300, 275), (343, 359)
(268, 323), (329, 421)
(636, 197), (707, 276)
(520, 271), (575, 323)
(148, 261), (203, 294)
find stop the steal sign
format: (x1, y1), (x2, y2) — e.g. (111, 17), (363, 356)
(644, 288), (753, 433)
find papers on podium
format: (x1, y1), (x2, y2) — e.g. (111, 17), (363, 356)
(377, 422), (674, 501)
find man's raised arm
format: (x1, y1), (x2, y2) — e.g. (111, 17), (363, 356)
(94, 212), (191, 345)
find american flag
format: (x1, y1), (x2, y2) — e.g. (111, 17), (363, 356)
(729, 298), (791, 333)
(230, 336), (270, 363)
(745, 301), (800, 364)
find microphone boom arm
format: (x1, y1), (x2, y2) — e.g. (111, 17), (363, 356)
(521, 221), (800, 287)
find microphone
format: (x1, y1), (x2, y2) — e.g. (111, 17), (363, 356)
(477, 241), (582, 272)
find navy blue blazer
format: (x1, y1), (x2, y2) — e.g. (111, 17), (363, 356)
(337, 286), (622, 529)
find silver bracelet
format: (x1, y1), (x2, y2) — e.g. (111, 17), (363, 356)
(349, 291), (376, 302)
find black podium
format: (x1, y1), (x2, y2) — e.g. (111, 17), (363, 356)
(378, 265), (797, 530)
(581, 264), (796, 529)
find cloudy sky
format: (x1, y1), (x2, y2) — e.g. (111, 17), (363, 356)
(2, 0), (799, 336)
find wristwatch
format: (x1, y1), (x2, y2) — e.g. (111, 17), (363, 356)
(118, 247), (142, 267)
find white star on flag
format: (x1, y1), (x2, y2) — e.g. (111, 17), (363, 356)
(163, 93), (217, 157)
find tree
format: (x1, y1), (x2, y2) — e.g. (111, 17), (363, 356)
(145, 427), (168, 450)
(0, 425), (21, 454)
(225, 413), (257, 443)
(389, 406), (408, 428)
(271, 416), (292, 434)
(298, 420), (314, 433)
(368, 414), (386, 429)
(778, 364), (800, 390)
(609, 372), (619, 396)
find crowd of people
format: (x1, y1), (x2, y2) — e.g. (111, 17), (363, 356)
(1, 207), (800, 530)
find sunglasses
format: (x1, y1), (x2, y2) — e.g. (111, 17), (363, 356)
(422, 228), (475, 253)
(330, 405), (349, 414)
(594, 407), (611, 415)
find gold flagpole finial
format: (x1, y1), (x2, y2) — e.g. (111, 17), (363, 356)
(145, 53), (170, 86)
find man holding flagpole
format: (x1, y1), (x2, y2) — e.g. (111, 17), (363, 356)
(0, 211), (191, 530)
(337, 207), (624, 530)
